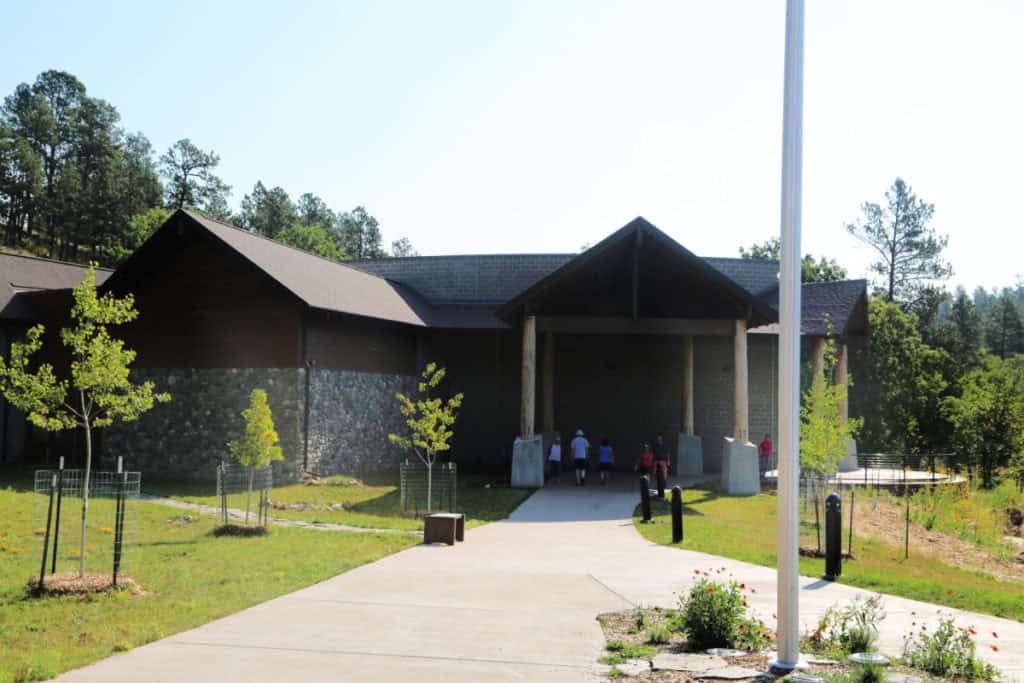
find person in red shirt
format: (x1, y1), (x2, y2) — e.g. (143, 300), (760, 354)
(758, 433), (772, 478)
(636, 442), (655, 476)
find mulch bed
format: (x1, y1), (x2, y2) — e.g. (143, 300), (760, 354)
(29, 572), (141, 596)
(596, 608), (842, 681)
(213, 524), (269, 537)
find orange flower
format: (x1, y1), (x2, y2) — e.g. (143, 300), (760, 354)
(738, 624), (746, 632)
(968, 627), (977, 636)
(739, 583), (746, 589)
(707, 587), (715, 593)
(991, 645), (999, 652)
(945, 589), (954, 596)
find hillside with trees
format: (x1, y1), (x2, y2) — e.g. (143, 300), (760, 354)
(0, 70), (414, 267)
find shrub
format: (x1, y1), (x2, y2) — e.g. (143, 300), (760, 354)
(676, 577), (746, 650)
(902, 616), (1000, 681)
(645, 623), (672, 645)
(808, 595), (885, 656)
(734, 616), (773, 652)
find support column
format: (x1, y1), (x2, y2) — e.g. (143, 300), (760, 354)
(835, 343), (849, 425)
(811, 336), (825, 383)
(520, 315), (536, 437)
(733, 319), (749, 442)
(542, 331), (554, 433)
(683, 335), (694, 435)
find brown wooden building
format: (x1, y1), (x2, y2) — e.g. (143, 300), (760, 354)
(2, 210), (867, 478)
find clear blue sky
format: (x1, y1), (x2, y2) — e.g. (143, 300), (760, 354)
(4, 1), (1022, 292)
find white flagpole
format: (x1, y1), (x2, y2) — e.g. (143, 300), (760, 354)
(772, 0), (806, 671)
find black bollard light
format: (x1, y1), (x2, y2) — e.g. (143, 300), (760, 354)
(51, 456), (65, 573)
(656, 464), (666, 499)
(825, 492), (842, 579)
(671, 486), (683, 543)
(640, 475), (652, 523)
(38, 474), (57, 591)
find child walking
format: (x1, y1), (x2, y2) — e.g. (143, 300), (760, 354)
(598, 437), (614, 485)
(548, 435), (562, 485)
(570, 429), (590, 486)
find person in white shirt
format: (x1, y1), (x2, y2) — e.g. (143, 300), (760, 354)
(570, 429), (590, 486)
(548, 435), (562, 485)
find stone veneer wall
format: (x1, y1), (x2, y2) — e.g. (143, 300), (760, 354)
(305, 369), (417, 474)
(105, 368), (304, 481)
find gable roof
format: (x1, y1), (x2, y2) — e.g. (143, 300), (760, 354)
(493, 217), (780, 326)
(0, 252), (111, 322)
(106, 210), (432, 327)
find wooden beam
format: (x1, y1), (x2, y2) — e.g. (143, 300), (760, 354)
(733, 319), (749, 442)
(836, 343), (849, 426)
(520, 315), (537, 437)
(535, 317), (733, 336)
(542, 331), (555, 433)
(683, 335), (694, 435)
(811, 336), (825, 382)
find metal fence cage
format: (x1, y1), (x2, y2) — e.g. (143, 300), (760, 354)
(400, 461), (456, 516)
(216, 463), (274, 527)
(33, 469), (141, 585)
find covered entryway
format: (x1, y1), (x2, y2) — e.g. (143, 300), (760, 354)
(498, 218), (778, 475)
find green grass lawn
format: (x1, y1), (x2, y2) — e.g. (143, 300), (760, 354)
(143, 471), (534, 531)
(635, 489), (1024, 622)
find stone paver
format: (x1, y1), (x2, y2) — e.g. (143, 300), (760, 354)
(693, 665), (765, 679)
(652, 652), (726, 672)
(58, 478), (1024, 682)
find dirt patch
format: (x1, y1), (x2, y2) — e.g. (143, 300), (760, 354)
(853, 498), (1024, 583)
(30, 572), (141, 596)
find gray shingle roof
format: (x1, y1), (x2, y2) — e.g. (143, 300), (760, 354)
(752, 279), (869, 336)
(1, 252), (112, 321)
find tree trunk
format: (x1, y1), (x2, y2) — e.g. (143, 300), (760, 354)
(426, 461), (433, 513)
(246, 466), (255, 524)
(78, 392), (91, 578)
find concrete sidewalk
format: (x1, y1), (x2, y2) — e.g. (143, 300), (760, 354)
(57, 479), (1024, 682)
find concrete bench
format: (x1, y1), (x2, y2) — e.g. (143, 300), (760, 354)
(423, 513), (465, 545)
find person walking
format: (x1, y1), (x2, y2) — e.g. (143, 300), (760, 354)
(636, 442), (654, 477)
(570, 429), (590, 486)
(758, 433), (773, 479)
(597, 437), (615, 485)
(548, 435), (562, 485)
(653, 433), (669, 487)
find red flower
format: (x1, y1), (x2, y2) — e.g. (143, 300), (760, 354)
(742, 601), (749, 608)
(738, 624), (746, 632)
(968, 627), (977, 636)
(739, 583), (746, 589)
(945, 589), (954, 596)
(991, 645), (999, 652)
(707, 587), (715, 593)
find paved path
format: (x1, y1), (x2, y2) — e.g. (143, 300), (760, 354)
(140, 494), (420, 535)
(61, 480), (1023, 682)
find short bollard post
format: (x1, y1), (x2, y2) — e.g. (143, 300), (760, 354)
(38, 473), (57, 591)
(640, 475), (652, 522)
(671, 486), (683, 543)
(656, 463), (666, 498)
(825, 492), (842, 579)
(51, 456), (65, 573)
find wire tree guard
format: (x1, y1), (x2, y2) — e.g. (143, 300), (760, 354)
(400, 461), (456, 516)
(33, 458), (141, 590)
(216, 463), (273, 528)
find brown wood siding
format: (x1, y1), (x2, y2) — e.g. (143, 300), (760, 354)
(113, 228), (303, 368)
(304, 313), (417, 375)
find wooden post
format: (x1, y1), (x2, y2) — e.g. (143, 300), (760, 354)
(520, 315), (537, 437)
(542, 332), (555, 433)
(733, 319), (749, 442)
(835, 342), (849, 426)
(811, 336), (826, 382)
(683, 335), (694, 435)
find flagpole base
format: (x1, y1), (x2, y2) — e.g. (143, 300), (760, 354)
(768, 657), (810, 671)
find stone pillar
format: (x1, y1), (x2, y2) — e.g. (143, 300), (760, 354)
(520, 315), (536, 437)
(682, 335), (694, 435)
(542, 331), (554, 433)
(733, 319), (749, 442)
(811, 336), (826, 384)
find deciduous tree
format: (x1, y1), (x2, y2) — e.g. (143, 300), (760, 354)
(0, 267), (170, 576)
(276, 221), (346, 261)
(388, 363), (463, 512)
(228, 388), (283, 524)
(738, 236), (847, 283)
(238, 181), (297, 238)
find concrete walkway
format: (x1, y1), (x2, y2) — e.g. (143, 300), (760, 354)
(59, 479), (1023, 682)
